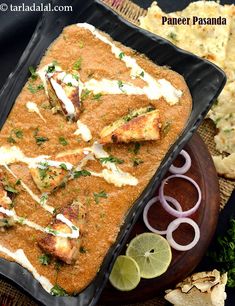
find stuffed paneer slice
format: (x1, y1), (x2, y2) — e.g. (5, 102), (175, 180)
(47, 71), (81, 121)
(0, 182), (15, 229)
(38, 202), (86, 264)
(30, 164), (68, 194)
(99, 106), (161, 144)
(30, 152), (88, 193)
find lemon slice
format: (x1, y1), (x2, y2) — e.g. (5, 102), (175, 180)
(126, 233), (172, 279)
(109, 255), (141, 291)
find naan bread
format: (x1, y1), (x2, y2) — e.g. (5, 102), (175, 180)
(140, 1), (235, 178)
(140, 1), (233, 68)
(165, 270), (227, 306)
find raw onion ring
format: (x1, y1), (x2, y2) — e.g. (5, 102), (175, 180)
(166, 217), (200, 251)
(169, 150), (191, 174)
(143, 196), (182, 235)
(159, 174), (201, 218)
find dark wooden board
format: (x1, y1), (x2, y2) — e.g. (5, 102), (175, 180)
(100, 132), (220, 304)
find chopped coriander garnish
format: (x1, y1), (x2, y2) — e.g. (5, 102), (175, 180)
(73, 170), (91, 179)
(7, 136), (16, 144)
(59, 136), (68, 146)
(15, 179), (21, 186)
(4, 185), (18, 194)
(73, 57), (82, 70)
(208, 219), (235, 288)
(81, 89), (91, 101)
(118, 80), (125, 92)
(92, 93), (102, 100)
(99, 156), (124, 164)
(38, 254), (52, 266)
(119, 52), (125, 59)
(50, 284), (68, 296)
(128, 142), (141, 155)
(35, 136), (49, 146)
(168, 32), (178, 41)
(78, 41), (84, 48)
(94, 190), (108, 204)
(72, 73), (79, 81)
(14, 129), (23, 139)
(131, 157), (144, 167)
(140, 71), (145, 77)
(46, 227), (59, 235)
(67, 82), (73, 87)
(162, 121), (172, 136)
(79, 246), (87, 253)
(60, 163), (68, 170)
(17, 217), (25, 225)
(29, 66), (38, 80)
(39, 168), (48, 181)
(28, 83), (44, 94)
(46, 62), (57, 73)
(40, 193), (48, 205)
(71, 225), (78, 231)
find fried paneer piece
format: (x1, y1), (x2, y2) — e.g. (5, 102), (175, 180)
(0, 183), (15, 229)
(47, 71), (81, 121)
(100, 106), (161, 144)
(30, 165), (68, 194)
(38, 203), (86, 264)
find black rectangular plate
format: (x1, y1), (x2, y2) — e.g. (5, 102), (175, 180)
(0, 0), (226, 305)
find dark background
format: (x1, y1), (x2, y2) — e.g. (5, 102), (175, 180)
(0, 0), (234, 305)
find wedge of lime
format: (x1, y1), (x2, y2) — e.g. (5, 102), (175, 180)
(109, 255), (141, 291)
(126, 233), (172, 279)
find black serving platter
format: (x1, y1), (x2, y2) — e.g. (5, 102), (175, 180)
(0, 0), (226, 305)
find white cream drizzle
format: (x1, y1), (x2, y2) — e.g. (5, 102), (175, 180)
(76, 23), (182, 105)
(37, 63), (62, 95)
(85, 142), (138, 187)
(26, 102), (46, 122)
(50, 78), (76, 117)
(0, 207), (14, 217)
(74, 120), (92, 142)
(0, 245), (53, 293)
(4, 164), (55, 214)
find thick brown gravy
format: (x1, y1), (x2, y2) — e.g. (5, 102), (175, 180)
(0, 24), (192, 294)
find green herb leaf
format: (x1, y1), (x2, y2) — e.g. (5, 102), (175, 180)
(4, 185), (18, 194)
(28, 83), (44, 94)
(29, 66), (38, 80)
(73, 57), (82, 70)
(50, 284), (68, 296)
(162, 121), (172, 136)
(38, 254), (52, 266)
(94, 190), (108, 204)
(208, 219), (235, 287)
(81, 89), (91, 101)
(14, 129), (23, 139)
(79, 246), (87, 253)
(131, 157), (144, 167)
(119, 52), (125, 59)
(72, 73), (79, 81)
(35, 136), (49, 146)
(46, 62), (57, 74)
(60, 163), (68, 170)
(140, 71), (145, 77)
(78, 41), (84, 49)
(73, 170), (91, 179)
(40, 193), (48, 205)
(118, 80), (125, 92)
(59, 137), (68, 146)
(168, 32), (178, 41)
(99, 156), (124, 164)
(92, 93), (102, 100)
(7, 136), (16, 144)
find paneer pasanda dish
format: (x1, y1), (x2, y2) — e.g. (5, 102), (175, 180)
(0, 23), (192, 295)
